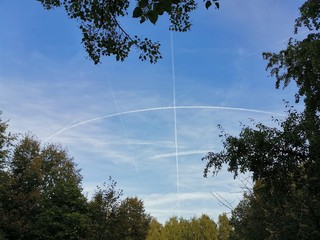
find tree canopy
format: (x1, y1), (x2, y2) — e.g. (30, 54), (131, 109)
(146, 214), (226, 240)
(0, 120), (232, 240)
(203, 0), (320, 239)
(0, 114), (151, 240)
(263, 0), (320, 116)
(204, 110), (320, 239)
(36, 0), (219, 64)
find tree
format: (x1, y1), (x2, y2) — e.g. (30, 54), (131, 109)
(161, 216), (182, 240)
(30, 143), (90, 240)
(0, 113), (16, 240)
(155, 214), (218, 240)
(263, 0), (320, 117)
(0, 113), (153, 239)
(229, 184), (269, 240)
(113, 197), (152, 240)
(217, 213), (232, 240)
(146, 217), (163, 240)
(0, 134), (90, 239)
(87, 178), (123, 240)
(3, 135), (43, 239)
(203, 1), (320, 238)
(199, 214), (218, 240)
(87, 182), (151, 240)
(36, 0), (219, 64)
(179, 218), (194, 240)
(0, 112), (15, 172)
(203, 110), (320, 239)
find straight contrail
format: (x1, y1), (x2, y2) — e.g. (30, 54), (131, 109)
(107, 78), (139, 174)
(171, 31), (180, 218)
(151, 150), (213, 160)
(44, 105), (284, 143)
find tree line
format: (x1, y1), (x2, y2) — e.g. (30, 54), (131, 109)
(0, 115), (232, 240)
(147, 213), (232, 240)
(0, 118), (151, 239)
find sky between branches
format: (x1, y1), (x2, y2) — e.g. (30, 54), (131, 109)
(0, 0), (303, 223)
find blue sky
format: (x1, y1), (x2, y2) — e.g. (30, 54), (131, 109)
(0, 0), (303, 223)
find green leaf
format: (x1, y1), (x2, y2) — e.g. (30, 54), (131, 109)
(147, 11), (158, 24)
(205, 1), (212, 9)
(161, 1), (172, 13)
(133, 7), (143, 18)
(153, 2), (164, 15)
(140, 16), (146, 24)
(139, 0), (148, 8)
(214, 1), (220, 9)
(158, 8), (164, 15)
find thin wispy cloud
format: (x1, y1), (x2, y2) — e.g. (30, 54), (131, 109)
(0, 0), (300, 223)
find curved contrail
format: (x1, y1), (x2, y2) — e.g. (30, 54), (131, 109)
(44, 105), (285, 143)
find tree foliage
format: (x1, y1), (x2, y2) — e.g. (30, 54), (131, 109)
(204, 110), (320, 239)
(146, 217), (163, 240)
(229, 184), (270, 240)
(217, 213), (232, 240)
(87, 178), (123, 239)
(203, 1), (320, 238)
(263, 0), (320, 116)
(146, 214), (222, 240)
(1, 134), (89, 239)
(0, 113), (151, 240)
(36, 0), (218, 64)
(114, 197), (151, 240)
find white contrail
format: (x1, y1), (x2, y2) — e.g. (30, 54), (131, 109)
(44, 105), (284, 143)
(239, 30), (309, 60)
(171, 31), (181, 218)
(107, 79), (139, 174)
(151, 150), (212, 160)
(43, 116), (84, 144)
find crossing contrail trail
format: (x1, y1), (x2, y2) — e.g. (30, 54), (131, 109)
(171, 31), (180, 218)
(107, 78), (139, 174)
(44, 105), (284, 143)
